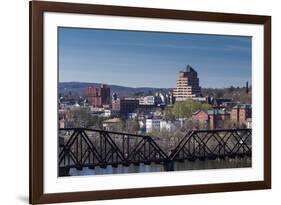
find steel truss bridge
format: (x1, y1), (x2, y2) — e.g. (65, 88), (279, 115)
(59, 128), (251, 176)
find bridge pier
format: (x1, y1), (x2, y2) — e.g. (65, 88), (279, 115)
(163, 161), (174, 171)
(59, 167), (70, 176)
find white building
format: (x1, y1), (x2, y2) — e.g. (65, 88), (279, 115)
(90, 106), (104, 112)
(246, 118), (252, 129)
(146, 119), (177, 132)
(160, 121), (177, 132)
(146, 119), (161, 132)
(139, 96), (155, 105)
(103, 109), (119, 117)
(128, 112), (138, 119)
(103, 109), (111, 117)
(192, 97), (207, 103)
(139, 120), (145, 129)
(102, 118), (122, 131)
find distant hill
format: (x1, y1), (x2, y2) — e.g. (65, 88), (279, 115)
(59, 82), (172, 97)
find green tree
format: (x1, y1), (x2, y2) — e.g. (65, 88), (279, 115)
(163, 107), (175, 121)
(125, 119), (140, 134)
(87, 116), (106, 129)
(171, 99), (211, 118)
(216, 90), (224, 98)
(71, 108), (89, 127)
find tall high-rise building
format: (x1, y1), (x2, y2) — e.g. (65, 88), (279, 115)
(85, 84), (110, 107)
(173, 65), (201, 101)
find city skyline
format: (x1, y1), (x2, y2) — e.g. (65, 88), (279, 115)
(59, 27), (252, 88)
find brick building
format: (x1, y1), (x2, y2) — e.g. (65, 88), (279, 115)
(85, 84), (110, 107)
(192, 109), (230, 129)
(230, 104), (252, 124)
(208, 109), (230, 129)
(192, 110), (208, 124)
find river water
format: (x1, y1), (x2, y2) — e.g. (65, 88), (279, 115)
(69, 157), (251, 176)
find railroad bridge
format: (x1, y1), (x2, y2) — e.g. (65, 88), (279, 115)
(59, 128), (251, 176)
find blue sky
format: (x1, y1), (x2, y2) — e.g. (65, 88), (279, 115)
(58, 27), (252, 88)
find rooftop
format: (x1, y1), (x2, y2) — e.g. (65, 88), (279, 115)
(212, 98), (232, 106)
(207, 109), (229, 115)
(233, 104), (252, 109)
(180, 65), (196, 73)
(192, 110), (208, 116)
(103, 118), (122, 123)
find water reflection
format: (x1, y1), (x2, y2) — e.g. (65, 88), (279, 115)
(69, 157), (251, 176)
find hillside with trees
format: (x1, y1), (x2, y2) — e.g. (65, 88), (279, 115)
(202, 86), (251, 104)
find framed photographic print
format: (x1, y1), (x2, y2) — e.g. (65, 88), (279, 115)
(29, 0), (271, 204)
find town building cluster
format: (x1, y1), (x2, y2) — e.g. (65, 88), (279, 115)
(59, 65), (252, 133)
